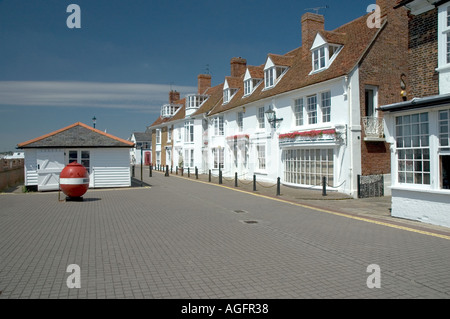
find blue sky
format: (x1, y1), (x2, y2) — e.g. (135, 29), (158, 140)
(0, 0), (375, 152)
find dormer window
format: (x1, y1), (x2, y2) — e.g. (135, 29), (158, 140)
(223, 78), (239, 104)
(244, 78), (262, 96)
(310, 33), (343, 73)
(161, 103), (181, 118)
(263, 55), (291, 90)
(264, 66), (288, 89)
(223, 88), (238, 104)
(186, 94), (208, 110)
(312, 44), (341, 72)
(243, 67), (264, 97)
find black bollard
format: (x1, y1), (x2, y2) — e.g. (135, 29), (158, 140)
(209, 170), (211, 182)
(219, 169), (222, 184)
(235, 172), (238, 187)
(322, 176), (327, 196)
(165, 165), (169, 177)
(253, 174), (256, 191)
(277, 177), (281, 196)
(195, 167), (198, 179)
(149, 165), (152, 177)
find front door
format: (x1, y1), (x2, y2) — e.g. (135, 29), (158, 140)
(37, 149), (65, 191)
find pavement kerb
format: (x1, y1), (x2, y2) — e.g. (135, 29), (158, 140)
(152, 170), (450, 241)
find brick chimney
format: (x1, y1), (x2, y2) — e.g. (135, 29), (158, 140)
(301, 12), (325, 50)
(197, 74), (212, 94)
(169, 90), (180, 104)
(230, 57), (247, 78)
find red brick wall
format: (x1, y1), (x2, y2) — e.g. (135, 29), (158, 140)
(407, 8), (439, 98)
(359, 5), (409, 176)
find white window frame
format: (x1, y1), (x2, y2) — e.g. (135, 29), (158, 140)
(184, 149), (194, 168)
(156, 151), (161, 166)
(284, 149), (334, 186)
(321, 91), (331, 123)
(156, 129), (161, 145)
(256, 144), (266, 171)
(313, 47), (326, 71)
(294, 98), (304, 127)
(214, 116), (224, 136)
(307, 95), (318, 125)
(237, 112), (244, 132)
(167, 126), (172, 142)
(258, 107), (265, 129)
(212, 148), (224, 169)
(264, 66), (288, 89)
(244, 79), (251, 96)
(438, 4), (450, 68)
(184, 121), (194, 143)
(395, 112), (430, 186)
(311, 44), (342, 73)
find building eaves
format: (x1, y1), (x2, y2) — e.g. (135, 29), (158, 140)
(380, 93), (450, 112)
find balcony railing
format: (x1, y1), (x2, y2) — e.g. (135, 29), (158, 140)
(362, 117), (384, 141)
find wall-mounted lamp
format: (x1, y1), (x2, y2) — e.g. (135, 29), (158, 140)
(265, 105), (283, 128)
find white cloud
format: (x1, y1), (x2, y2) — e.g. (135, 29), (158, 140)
(0, 81), (195, 113)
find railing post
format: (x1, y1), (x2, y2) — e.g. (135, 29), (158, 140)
(253, 174), (256, 191)
(322, 176), (327, 196)
(277, 177), (281, 196)
(357, 175), (361, 199)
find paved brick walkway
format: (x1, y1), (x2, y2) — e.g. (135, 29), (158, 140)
(1, 169), (450, 300)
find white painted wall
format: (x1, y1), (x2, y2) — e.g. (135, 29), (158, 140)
(391, 187), (450, 228)
(91, 148), (131, 188)
(24, 148), (131, 190)
(202, 75), (359, 195)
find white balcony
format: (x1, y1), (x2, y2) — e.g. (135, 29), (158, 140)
(362, 117), (385, 141)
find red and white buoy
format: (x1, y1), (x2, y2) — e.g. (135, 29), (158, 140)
(59, 162), (90, 200)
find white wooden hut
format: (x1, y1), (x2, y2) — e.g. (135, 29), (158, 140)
(17, 122), (135, 191)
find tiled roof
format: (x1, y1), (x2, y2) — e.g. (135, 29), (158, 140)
(208, 13), (384, 116)
(133, 132), (152, 142)
(18, 122), (134, 148)
(247, 65), (264, 79)
(150, 11), (385, 122)
(267, 54), (295, 67)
